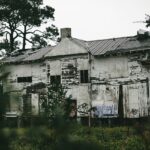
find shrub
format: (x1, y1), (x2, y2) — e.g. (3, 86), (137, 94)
(125, 136), (146, 150)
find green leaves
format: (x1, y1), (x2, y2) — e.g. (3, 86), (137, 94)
(41, 83), (73, 128)
(0, 0), (58, 52)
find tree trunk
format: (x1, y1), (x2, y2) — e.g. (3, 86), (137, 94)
(10, 32), (14, 52)
(22, 25), (27, 50)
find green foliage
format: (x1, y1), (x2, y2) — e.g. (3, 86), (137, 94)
(125, 136), (146, 150)
(0, 0), (22, 52)
(0, 0), (58, 52)
(145, 14), (150, 28)
(0, 40), (9, 51)
(42, 83), (72, 128)
(0, 124), (150, 150)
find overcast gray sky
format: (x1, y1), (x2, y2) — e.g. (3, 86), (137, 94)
(46, 0), (150, 40)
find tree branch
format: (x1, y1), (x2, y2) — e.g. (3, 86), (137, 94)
(16, 28), (24, 34)
(14, 31), (19, 40)
(27, 29), (44, 35)
(26, 26), (33, 32)
(25, 38), (33, 44)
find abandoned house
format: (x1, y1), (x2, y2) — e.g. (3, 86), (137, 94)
(0, 28), (150, 119)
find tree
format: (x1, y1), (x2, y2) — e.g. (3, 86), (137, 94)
(0, 0), (58, 52)
(0, 40), (10, 52)
(145, 14), (150, 27)
(0, 0), (22, 52)
(16, 0), (59, 50)
(42, 83), (73, 128)
(30, 25), (59, 49)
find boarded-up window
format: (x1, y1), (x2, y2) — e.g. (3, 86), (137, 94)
(80, 70), (88, 83)
(23, 94), (31, 115)
(31, 94), (39, 115)
(17, 77), (32, 83)
(123, 83), (148, 118)
(50, 75), (61, 84)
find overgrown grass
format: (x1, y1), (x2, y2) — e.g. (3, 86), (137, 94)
(0, 123), (150, 150)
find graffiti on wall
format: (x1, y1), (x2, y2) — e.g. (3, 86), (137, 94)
(77, 103), (89, 116)
(92, 102), (118, 117)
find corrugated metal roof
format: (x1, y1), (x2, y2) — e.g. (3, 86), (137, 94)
(115, 37), (150, 51)
(1, 46), (53, 63)
(2, 50), (31, 63)
(2, 35), (150, 63)
(72, 37), (131, 55)
(72, 36), (150, 56)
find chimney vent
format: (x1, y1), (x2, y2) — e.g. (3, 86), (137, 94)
(137, 29), (150, 40)
(61, 28), (71, 38)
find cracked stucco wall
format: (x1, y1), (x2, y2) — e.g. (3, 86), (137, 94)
(90, 53), (150, 118)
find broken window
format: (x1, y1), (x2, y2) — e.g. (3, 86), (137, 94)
(17, 77), (32, 83)
(50, 75), (61, 84)
(80, 70), (88, 83)
(69, 99), (77, 118)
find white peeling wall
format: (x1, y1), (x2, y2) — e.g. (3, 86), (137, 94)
(47, 60), (61, 76)
(31, 93), (39, 115)
(127, 54), (150, 117)
(66, 85), (90, 117)
(46, 56), (90, 117)
(123, 83), (148, 118)
(2, 63), (47, 113)
(91, 84), (119, 118)
(3, 63), (47, 93)
(91, 54), (150, 118)
(91, 56), (129, 80)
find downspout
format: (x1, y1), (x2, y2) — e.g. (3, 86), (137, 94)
(88, 52), (92, 127)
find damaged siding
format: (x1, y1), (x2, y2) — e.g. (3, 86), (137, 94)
(91, 85), (119, 118)
(61, 59), (79, 85)
(1, 32), (150, 120)
(46, 55), (90, 117)
(66, 85), (90, 117)
(90, 53), (150, 118)
(3, 63), (46, 93)
(2, 63), (47, 115)
(123, 82), (148, 118)
(91, 56), (129, 80)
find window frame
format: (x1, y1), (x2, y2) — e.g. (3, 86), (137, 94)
(80, 70), (89, 83)
(50, 75), (61, 85)
(17, 76), (32, 83)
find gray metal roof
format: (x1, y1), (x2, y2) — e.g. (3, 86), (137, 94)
(114, 37), (150, 51)
(2, 35), (150, 64)
(1, 46), (53, 63)
(23, 46), (53, 62)
(87, 37), (130, 55)
(72, 36), (150, 56)
(71, 38), (88, 50)
(2, 50), (31, 63)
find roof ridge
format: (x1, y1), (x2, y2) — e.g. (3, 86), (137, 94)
(72, 37), (87, 42)
(86, 35), (136, 42)
(71, 38), (90, 52)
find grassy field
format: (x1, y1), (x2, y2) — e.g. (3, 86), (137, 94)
(0, 121), (150, 150)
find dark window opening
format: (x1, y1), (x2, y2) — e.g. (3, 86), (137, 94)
(50, 75), (61, 84)
(17, 77), (32, 83)
(80, 70), (88, 83)
(69, 99), (77, 119)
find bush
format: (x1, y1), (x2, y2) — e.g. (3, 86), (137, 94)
(0, 124), (149, 150)
(125, 136), (146, 150)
